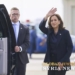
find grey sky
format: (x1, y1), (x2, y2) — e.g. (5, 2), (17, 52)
(0, 0), (63, 21)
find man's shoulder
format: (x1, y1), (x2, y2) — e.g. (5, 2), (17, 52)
(20, 23), (29, 29)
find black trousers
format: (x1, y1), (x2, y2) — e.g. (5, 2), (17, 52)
(13, 53), (27, 75)
(13, 63), (26, 75)
(48, 70), (66, 75)
(48, 53), (66, 75)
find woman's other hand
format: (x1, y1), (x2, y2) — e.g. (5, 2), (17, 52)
(58, 62), (63, 71)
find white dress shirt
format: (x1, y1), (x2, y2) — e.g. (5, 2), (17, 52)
(12, 21), (22, 52)
(12, 21), (20, 42)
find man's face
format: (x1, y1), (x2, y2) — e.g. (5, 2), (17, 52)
(10, 10), (20, 23)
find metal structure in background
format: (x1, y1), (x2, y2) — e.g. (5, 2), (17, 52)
(0, 38), (7, 75)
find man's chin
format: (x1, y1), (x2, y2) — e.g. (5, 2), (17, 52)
(13, 20), (18, 23)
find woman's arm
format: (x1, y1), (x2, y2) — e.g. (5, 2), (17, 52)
(60, 30), (73, 62)
(39, 8), (57, 34)
(39, 19), (48, 34)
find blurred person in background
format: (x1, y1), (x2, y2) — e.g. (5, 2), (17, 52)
(10, 7), (29, 75)
(40, 37), (47, 46)
(29, 26), (36, 58)
(39, 8), (73, 75)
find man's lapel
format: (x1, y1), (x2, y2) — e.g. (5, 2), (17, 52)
(17, 24), (23, 44)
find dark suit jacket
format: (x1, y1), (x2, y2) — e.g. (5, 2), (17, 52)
(39, 19), (73, 64)
(15, 23), (29, 64)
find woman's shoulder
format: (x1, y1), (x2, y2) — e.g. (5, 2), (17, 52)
(62, 28), (69, 33)
(61, 28), (71, 37)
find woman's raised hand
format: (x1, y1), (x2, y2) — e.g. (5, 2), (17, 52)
(44, 8), (57, 20)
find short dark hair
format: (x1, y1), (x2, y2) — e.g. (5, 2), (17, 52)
(48, 14), (64, 30)
(11, 7), (19, 11)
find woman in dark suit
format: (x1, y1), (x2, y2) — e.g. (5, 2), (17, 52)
(39, 8), (73, 75)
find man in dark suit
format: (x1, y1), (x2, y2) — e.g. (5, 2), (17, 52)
(10, 7), (29, 75)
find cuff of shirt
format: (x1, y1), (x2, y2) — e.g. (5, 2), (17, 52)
(19, 46), (22, 52)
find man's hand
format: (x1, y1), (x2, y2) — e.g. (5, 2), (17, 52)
(15, 46), (20, 52)
(44, 7), (57, 20)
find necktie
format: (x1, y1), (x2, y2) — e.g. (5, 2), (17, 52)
(13, 24), (17, 42)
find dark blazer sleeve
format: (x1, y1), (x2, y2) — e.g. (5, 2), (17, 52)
(39, 19), (48, 34)
(21, 27), (29, 51)
(60, 30), (73, 62)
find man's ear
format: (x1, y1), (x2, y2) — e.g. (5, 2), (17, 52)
(18, 14), (20, 19)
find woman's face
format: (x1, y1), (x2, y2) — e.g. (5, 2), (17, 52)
(50, 16), (60, 29)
